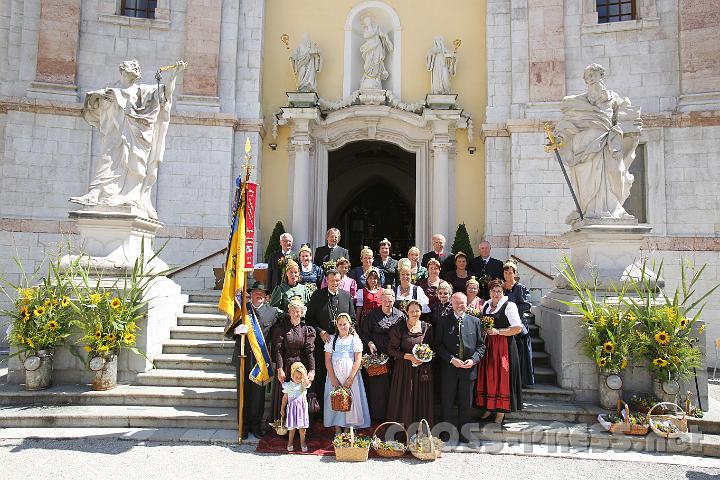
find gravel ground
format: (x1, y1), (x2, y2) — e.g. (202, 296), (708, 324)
(1, 438), (719, 480)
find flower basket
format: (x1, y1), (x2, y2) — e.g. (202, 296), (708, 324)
(362, 353), (390, 377)
(268, 416), (288, 436)
(648, 402), (688, 439)
(408, 419), (440, 461)
(372, 421), (408, 458)
(598, 400), (648, 435)
(333, 427), (370, 462)
(330, 386), (352, 412)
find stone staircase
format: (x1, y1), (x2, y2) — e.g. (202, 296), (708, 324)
(521, 312), (573, 403)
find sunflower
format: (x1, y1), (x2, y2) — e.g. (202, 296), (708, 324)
(33, 306), (46, 317)
(83, 345), (92, 352)
(597, 357), (608, 368)
(678, 317), (688, 329)
(106, 333), (117, 343)
(97, 345), (110, 353)
(654, 330), (670, 345)
(603, 341), (615, 353)
(20, 288), (35, 301)
(89, 293), (103, 304)
(47, 320), (59, 330)
(126, 322), (138, 332)
(625, 312), (637, 321)
(43, 298), (51, 307)
(652, 358), (668, 367)
(26, 338), (35, 349)
(19, 306), (30, 321)
(597, 316), (607, 327)
(122, 332), (136, 345)
(61, 296), (70, 308)
(94, 330), (102, 340)
(620, 358), (628, 370)
(110, 297), (122, 310)
(700, 324), (706, 334)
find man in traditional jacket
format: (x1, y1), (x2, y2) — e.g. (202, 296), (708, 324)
(313, 228), (349, 267)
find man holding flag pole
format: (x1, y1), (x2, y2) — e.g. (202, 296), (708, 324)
(219, 138), (275, 443)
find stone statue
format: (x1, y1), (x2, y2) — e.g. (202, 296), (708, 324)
(70, 59), (187, 220)
(426, 36), (456, 95)
(359, 14), (393, 90)
(290, 33), (322, 93)
(554, 63), (642, 225)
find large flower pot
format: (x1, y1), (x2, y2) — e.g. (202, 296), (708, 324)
(652, 376), (679, 404)
(598, 372), (623, 410)
(90, 354), (118, 391)
(23, 349), (53, 391)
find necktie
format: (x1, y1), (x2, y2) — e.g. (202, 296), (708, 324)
(457, 315), (464, 358)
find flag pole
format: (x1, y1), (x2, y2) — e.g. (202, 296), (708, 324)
(236, 138), (254, 444)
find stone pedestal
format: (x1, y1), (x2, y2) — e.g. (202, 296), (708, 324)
(358, 89), (387, 105)
(426, 93), (458, 109)
(287, 91), (318, 108)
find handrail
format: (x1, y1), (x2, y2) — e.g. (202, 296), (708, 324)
(167, 247), (227, 278)
(510, 255), (554, 281)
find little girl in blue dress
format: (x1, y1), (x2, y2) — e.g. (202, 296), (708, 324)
(323, 313), (371, 433)
(281, 362), (311, 452)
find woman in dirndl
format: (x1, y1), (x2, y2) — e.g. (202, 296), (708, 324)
(474, 279), (524, 427)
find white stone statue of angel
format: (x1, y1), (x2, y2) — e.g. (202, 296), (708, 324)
(290, 33), (322, 93)
(359, 14), (394, 90)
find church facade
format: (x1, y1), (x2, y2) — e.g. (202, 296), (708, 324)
(0, 1), (718, 359)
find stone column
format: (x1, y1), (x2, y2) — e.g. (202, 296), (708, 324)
(431, 141), (450, 238)
(528, 0), (565, 102)
(28, 0), (81, 101)
(678, 0), (720, 111)
(177, 0), (222, 111)
(291, 139), (312, 245)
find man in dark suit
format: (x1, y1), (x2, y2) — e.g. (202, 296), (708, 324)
(469, 241), (504, 299)
(373, 237), (399, 288)
(267, 232), (297, 291)
(436, 292), (486, 444)
(224, 281), (282, 439)
(421, 233), (454, 276)
(313, 227), (350, 267)
(305, 269), (356, 410)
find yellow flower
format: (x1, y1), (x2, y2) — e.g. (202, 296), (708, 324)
(89, 293), (102, 304)
(625, 313), (637, 321)
(20, 288), (35, 300)
(47, 320), (59, 330)
(123, 332), (136, 345)
(654, 330), (670, 345)
(126, 322), (138, 332)
(612, 316), (620, 327)
(19, 306), (30, 321)
(26, 338), (35, 349)
(678, 317), (688, 329)
(110, 298), (122, 310)
(620, 358), (628, 370)
(106, 333), (117, 343)
(603, 341), (615, 353)
(97, 345), (110, 353)
(83, 345), (92, 352)
(597, 357), (608, 368)
(583, 313), (595, 321)
(43, 298), (51, 307)
(699, 324), (705, 334)
(652, 358), (669, 368)
(61, 296), (70, 308)
(33, 306), (46, 317)
(597, 316), (607, 327)
(94, 330), (102, 340)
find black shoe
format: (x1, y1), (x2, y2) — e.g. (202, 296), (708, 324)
(252, 426), (266, 438)
(241, 430), (249, 440)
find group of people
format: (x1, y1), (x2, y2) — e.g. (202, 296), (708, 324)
(227, 228), (535, 448)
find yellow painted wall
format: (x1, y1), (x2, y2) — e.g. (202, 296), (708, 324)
(260, 0), (487, 248)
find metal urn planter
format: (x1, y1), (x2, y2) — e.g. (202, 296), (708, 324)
(90, 354), (118, 391)
(598, 372), (623, 409)
(23, 349), (54, 391)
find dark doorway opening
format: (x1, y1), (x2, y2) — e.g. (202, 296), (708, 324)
(327, 141), (415, 265)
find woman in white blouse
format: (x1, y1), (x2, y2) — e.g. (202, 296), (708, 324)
(474, 279), (523, 427)
(394, 266), (430, 314)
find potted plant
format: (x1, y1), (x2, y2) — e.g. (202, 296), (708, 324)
(1, 255), (73, 390)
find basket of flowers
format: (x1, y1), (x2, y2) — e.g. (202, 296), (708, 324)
(333, 426), (371, 462)
(629, 393), (665, 414)
(412, 344), (434, 365)
(268, 416), (288, 436)
(598, 400), (649, 435)
(408, 419), (442, 461)
(371, 421), (408, 458)
(362, 353), (390, 377)
(648, 402), (688, 439)
(330, 386), (352, 412)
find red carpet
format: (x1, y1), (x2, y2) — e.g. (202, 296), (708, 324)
(256, 422), (387, 456)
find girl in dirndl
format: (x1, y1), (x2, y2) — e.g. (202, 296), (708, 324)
(281, 361), (311, 452)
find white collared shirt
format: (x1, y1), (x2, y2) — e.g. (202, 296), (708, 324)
(482, 296), (522, 328)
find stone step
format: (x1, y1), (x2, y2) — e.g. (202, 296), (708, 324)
(184, 303), (223, 315)
(528, 324), (540, 338)
(153, 353), (233, 371)
(170, 325), (226, 341)
(163, 339), (234, 355)
(531, 366), (556, 384)
(189, 292), (221, 303)
(177, 315), (227, 328)
(506, 401), (601, 424)
(531, 336), (545, 351)
(531, 351), (550, 367)
(0, 405), (236, 429)
(0, 384), (237, 408)
(136, 369), (236, 389)
(521, 384), (574, 402)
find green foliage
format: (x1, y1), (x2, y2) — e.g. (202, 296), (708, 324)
(264, 221), (287, 263)
(450, 223), (474, 259)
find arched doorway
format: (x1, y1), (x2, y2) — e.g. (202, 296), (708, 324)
(327, 141), (415, 262)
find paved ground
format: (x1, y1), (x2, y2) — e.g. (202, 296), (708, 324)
(1, 438), (719, 480)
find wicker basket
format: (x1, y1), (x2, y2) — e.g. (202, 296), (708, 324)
(372, 421), (408, 458)
(366, 362), (390, 377)
(408, 419), (439, 461)
(330, 387), (352, 412)
(648, 402), (688, 439)
(334, 427), (370, 462)
(268, 416), (288, 436)
(598, 400), (648, 435)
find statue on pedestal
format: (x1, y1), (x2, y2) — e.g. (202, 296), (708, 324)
(359, 14), (393, 90)
(70, 59), (187, 220)
(290, 33), (322, 93)
(426, 36), (457, 95)
(554, 63), (643, 225)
